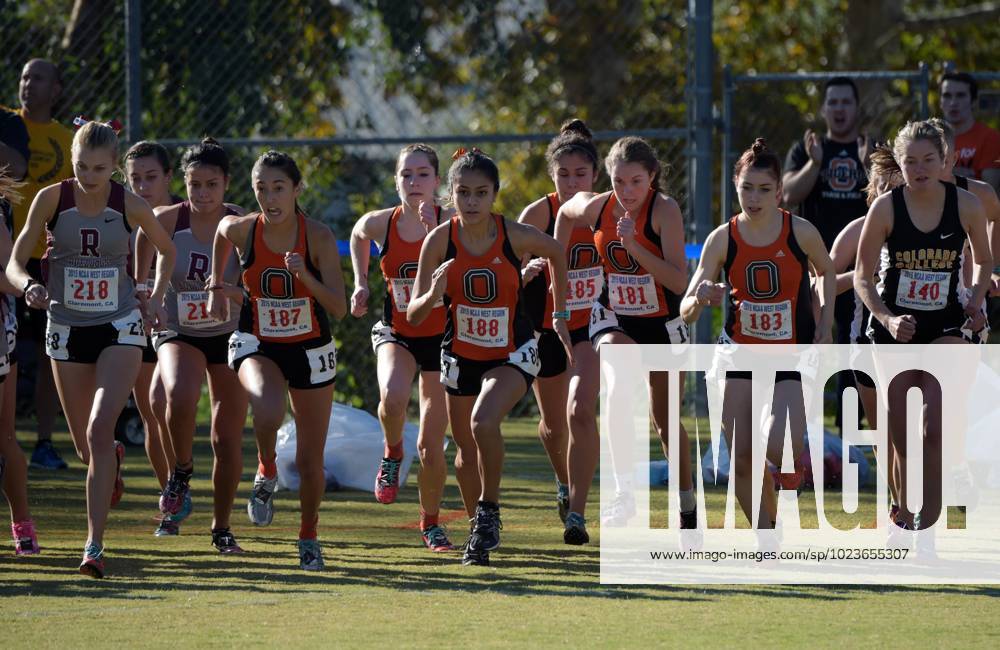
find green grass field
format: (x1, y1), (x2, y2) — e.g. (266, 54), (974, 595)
(3, 417), (999, 648)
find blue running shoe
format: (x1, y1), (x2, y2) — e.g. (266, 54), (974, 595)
(30, 440), (67, 470)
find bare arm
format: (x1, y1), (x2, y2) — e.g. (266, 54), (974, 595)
(7, 184), (58, 306)
(349, 209), (390, 317)
(854, 197), (895, 326)
(407, 223), (450, 326)
(959, 191), (992, 311)
(206, 215), (250, 322)
(792, 217), (835, 342)
(680, 225), (727, 325)
(0, 223), (21, 295)
(553, 192), (600, 251)
(829, 216), (864, 295)
(782, 132), (822, 206)
(299, 220), (347, 320)
(621, 195), (688, 294)
(125, 192), (176, 317)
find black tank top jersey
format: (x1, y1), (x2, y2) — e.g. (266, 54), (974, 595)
(877, 183), (965, 320)
(522, 196), (556, 331)
(955, 175), (969, 191)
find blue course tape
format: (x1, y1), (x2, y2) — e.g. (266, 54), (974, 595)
(336, 240), (705, 261)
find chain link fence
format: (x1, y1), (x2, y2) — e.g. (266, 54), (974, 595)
(1, 1), (691, 417)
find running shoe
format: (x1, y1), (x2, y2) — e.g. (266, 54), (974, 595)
(298, 538), (324, 571)
(153, 518), (179, 537)
(915, 527), (937, 561)
(887, 520), (913, 550)
(563, 512), (590, 545)
(468, 501), (502, 552)
(79, 542), (105, 578)
(777, 460), (804, 491)
(421, 524), (457, 552)
(952, 464), (979, 513)
(12, 520), (39, 556)
(153, 491), (192, 536)
(374, 456), (402, 504)
(110, 441), (125, 507)
(600, 490), (636, 527)
(461, 535), (490, 566)
(158, 468), (192, 516)
(680, 509), (698, 529)
(30, 440), (68, 470)
(212, 528), (245, 554)
(247, 470), (278, 526)
(556, 481), (570, 523)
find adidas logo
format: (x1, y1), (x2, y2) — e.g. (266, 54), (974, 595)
(775, 250), (785, 257)
(491, 256), (502, 264)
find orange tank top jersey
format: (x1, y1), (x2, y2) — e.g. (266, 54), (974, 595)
(523, 193), (604, 331)
(593, 189), (678, 319)
(378, 205), (445, 338)
(443, 214), (534, 361)
(239, 212), (330, 344)
(723, 210), (814, 344)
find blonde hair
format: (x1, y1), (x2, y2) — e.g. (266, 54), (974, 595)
(927, 117), (955, 150)
(0, 168), (24, 204)
(71, 120), (119, 159)
(864, 144), (903, 206)
(866, 120), (946, 190)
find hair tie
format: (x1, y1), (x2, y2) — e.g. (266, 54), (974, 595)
(105, 119), (123, 134)
(452, 147), (467, 160)
(72, 115), (90, 129)
(73, 115), (123, 135)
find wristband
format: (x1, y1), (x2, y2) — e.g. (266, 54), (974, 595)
(23, 278), (38, 294)
(551, 310), (570, 320)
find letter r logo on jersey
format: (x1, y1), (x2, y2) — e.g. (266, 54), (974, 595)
(80, 228), (100, 257)
(261, 268), (294, 299)
(186, 252), (211, 282)
(463, 269), (498, 304)
(746, 260), (780, 299)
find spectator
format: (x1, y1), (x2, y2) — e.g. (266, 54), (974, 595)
(0, 108), (29, 180)
(12, 59), (74, 470)
(783, 76), (871, 345)
(940, 71), (1000, 192)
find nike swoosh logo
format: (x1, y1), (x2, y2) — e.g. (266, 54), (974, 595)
(104, 217), (116, 223)
(940, 233), (954, 239)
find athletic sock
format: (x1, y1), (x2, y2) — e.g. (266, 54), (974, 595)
(385, 440), (404, 461)
(299, 515), (319, 540)
(174, 463), (193, 484)
(420, 510), (439, 530)
(258, 454), (278, 479)
(679, 488), (696, 513)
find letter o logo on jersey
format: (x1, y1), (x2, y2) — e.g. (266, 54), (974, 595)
(605, 241), (639, 273)
(397, 261), (418, 279)
(746, 261), (780, 299)
(570, 243), (600, 269)
(261, 268), (294, 299)
(828, 157), (859, 192)
(463, 269), (497, 304)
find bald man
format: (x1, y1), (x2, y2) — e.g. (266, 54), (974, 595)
(14, 59), (74, 470)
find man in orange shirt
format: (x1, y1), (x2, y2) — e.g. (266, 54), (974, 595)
(941, 72), (1000, 192)
(9, 59), (74, 470)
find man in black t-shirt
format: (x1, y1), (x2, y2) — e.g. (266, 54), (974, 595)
(783, 76), (872, 344)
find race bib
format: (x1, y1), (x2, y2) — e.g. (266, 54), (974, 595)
(456, 305), (509, 348)
(566, 267), (604, 311)
(64, 267), (118, 312)
(256, 297), (313, 338)
(178, 291), (220, 329)
(608, 273), (660, 315)
(389, 278), (442, 311)
(739, 300), (793, 340)
(305, 340), (337, 385)
(895, 269), (950, 311)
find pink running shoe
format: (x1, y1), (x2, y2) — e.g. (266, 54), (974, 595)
(110, 441), (125, 508)
(79, 542), (105, 579)
(374, 456), (402, 504)
(12, 520), (39, 556)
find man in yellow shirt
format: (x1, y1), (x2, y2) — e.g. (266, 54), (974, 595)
(11, 59), (74, 469)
